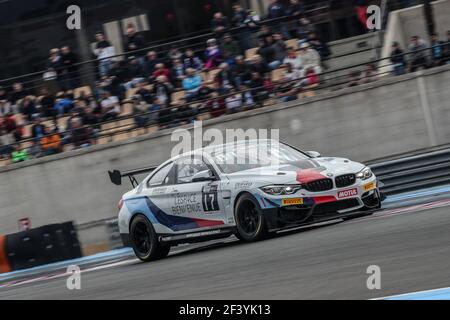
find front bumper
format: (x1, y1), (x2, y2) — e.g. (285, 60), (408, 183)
(261, 188), (382, 231)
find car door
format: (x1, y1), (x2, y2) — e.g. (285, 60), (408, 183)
(164, 155), (226, 232)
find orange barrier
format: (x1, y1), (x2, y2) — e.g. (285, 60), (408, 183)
(0, 235), (11, 273)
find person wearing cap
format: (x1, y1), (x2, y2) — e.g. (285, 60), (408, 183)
(390, 42), (406, 76)
(298, 42), (321, 75)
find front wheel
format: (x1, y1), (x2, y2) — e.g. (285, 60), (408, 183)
(234, 194), (268, 242)
(130, 214), (170, 262)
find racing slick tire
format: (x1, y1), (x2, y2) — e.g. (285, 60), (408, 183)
(129, 214), (170, 262)
(234, 193), (268, 242)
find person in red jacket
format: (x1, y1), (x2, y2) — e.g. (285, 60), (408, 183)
(152, 63), (172, 83)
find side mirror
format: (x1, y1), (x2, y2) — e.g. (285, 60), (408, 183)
(192, 169), (216, 183)
(306, 151), (321, 158)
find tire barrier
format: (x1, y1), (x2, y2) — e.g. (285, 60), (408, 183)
(0, 235), (11, 273)
(370, 147), (450, 195)
(1, 221), (82, 273)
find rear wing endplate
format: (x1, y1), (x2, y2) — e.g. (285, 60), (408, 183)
(108, 165), (158, 188)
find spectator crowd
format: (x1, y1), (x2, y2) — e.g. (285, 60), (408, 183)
(1, 0), (450, 165)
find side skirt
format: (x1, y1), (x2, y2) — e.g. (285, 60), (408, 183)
(121, 227), (236, 247)
(158, 227), (235, 246)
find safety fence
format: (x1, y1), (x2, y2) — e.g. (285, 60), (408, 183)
(371, 146), (450, 195)
(2, 39), (447, 169)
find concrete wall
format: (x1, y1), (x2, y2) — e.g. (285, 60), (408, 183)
(380, 0), (450, 72)
(0, 65), (449, 235)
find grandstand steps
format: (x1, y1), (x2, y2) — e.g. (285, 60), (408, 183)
(172, 90), (186, 104)
(74, 86), (92, 98)
(271, 67), (288, 82)
(121, 103), (133, 116)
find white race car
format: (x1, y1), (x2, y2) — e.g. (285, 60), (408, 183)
(109, 140), (383, 261)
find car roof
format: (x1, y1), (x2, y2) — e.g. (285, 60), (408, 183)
(175, 139), (284, 158)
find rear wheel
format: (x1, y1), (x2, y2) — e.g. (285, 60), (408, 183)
(130, 214), (170, 262)
(234, 194), (268, 241)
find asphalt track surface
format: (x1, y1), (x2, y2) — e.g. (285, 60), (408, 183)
(1, 198), (450, 299)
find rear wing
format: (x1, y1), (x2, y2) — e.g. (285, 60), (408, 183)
(108, 165), (158, 188)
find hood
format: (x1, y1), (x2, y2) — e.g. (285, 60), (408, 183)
(226, 157), (365, 185)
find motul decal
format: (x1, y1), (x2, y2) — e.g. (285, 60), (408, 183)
(337, 188), (358, 198)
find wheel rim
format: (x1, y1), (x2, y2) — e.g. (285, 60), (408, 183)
(132, 221), (151, 256)
(238, 199), (261, 236)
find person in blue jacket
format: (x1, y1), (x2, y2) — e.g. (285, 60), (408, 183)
(182, 68), (203, 102)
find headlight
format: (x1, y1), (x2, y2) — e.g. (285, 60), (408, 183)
(356, 167), (373, 180)
(260, 185), (301, 195)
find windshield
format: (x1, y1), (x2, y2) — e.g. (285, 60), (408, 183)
(209, 141), (310, 174)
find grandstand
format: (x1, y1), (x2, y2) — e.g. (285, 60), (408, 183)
(0, 0), (448, 167)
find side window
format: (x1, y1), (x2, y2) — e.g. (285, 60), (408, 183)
(147, 163), (174, 187)
(176, 157), (210, 184)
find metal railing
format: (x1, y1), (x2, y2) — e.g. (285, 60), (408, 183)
(1, 41), (448, 166)
(371, 146), (450, 195)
